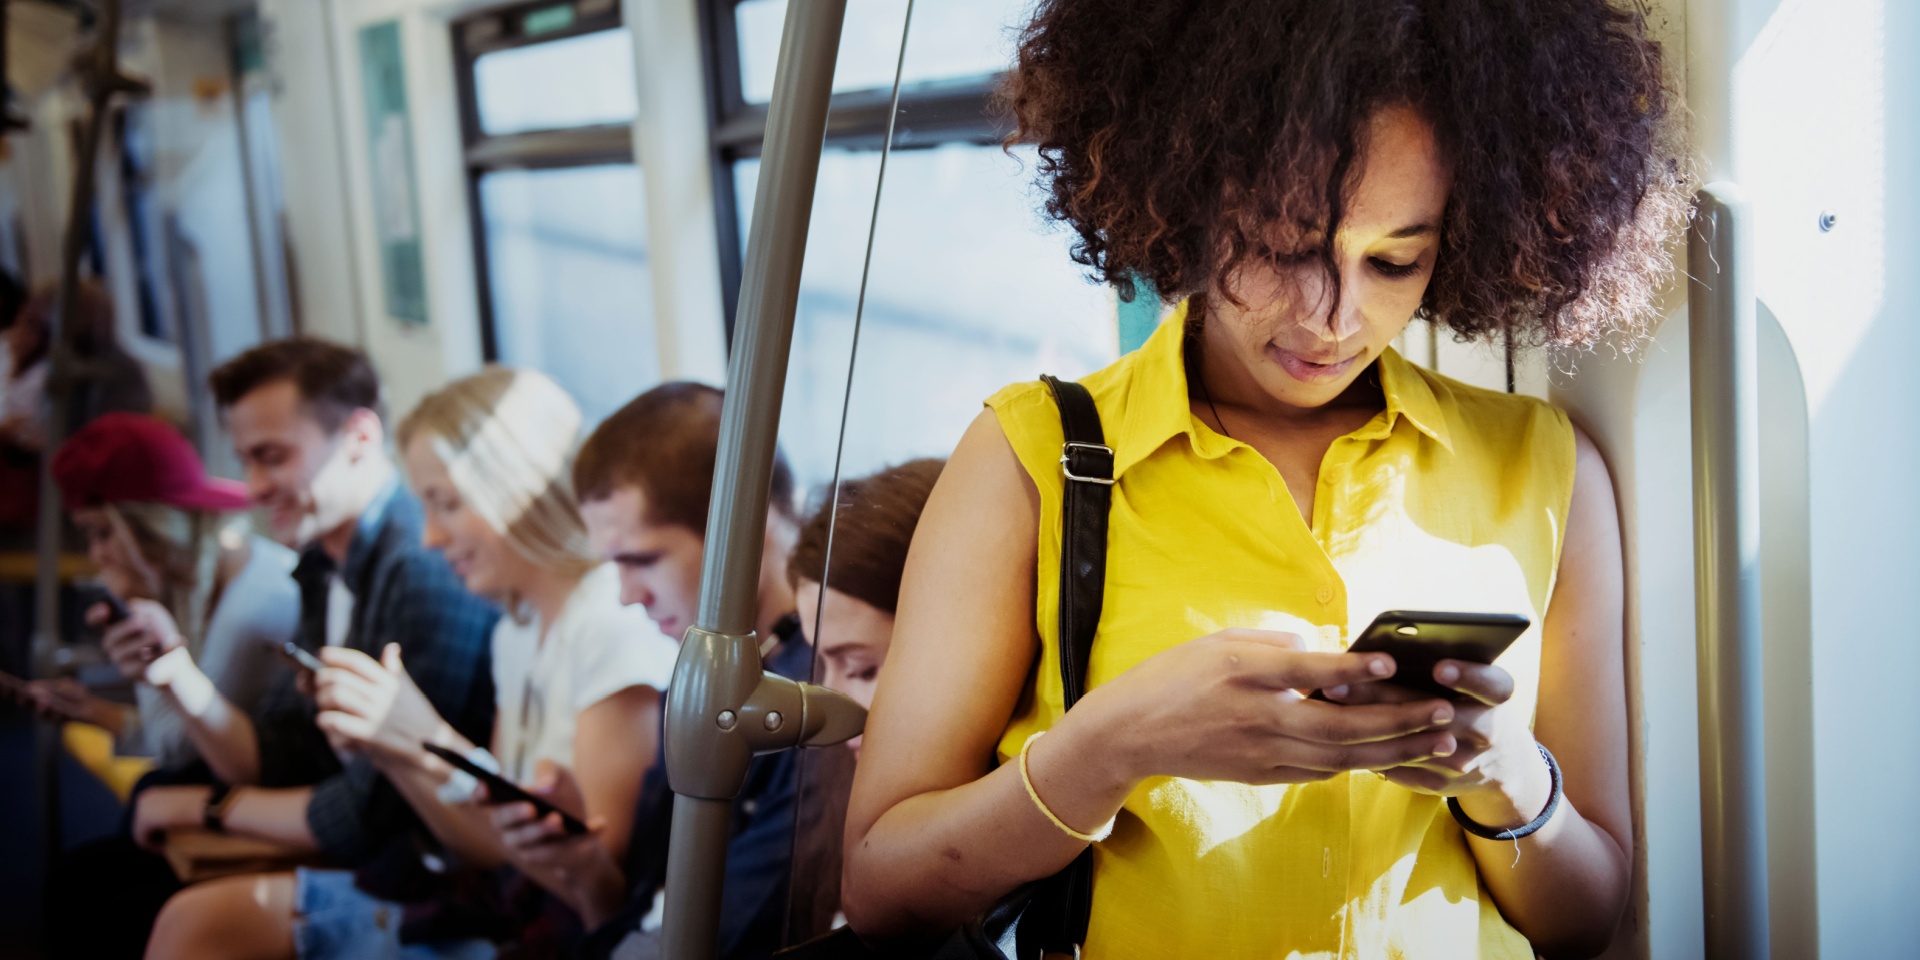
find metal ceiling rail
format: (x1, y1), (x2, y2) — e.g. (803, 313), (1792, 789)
(30, 0), (147, 892)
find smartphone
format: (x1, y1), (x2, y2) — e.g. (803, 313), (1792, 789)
(422, 742), (588, 835)
(279, 641), (325, 676)
(77, 583), (131, 626)
(1342, 610), (1532, 699)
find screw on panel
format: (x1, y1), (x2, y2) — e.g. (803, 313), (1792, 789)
(1819, 211), (1838, 232)
(716, 710), (737, 731)
(764, 711), (784, 731)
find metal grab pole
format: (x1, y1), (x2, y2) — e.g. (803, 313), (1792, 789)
(1688, 182), (1769, 960)
(661, 2), (858, 957)
(31, 0), (146, 891)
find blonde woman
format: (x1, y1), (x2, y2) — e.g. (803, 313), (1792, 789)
(323, 364), (673, 852)
(141, 367), (676, 960)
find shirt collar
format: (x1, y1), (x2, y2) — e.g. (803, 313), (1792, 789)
(1357, 346), (1453, 452)
(338, 476), (404, 593)
(1111, 301), (1452, 477)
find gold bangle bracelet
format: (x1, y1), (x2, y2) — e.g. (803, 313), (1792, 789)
(1019, 731), (1114, 843)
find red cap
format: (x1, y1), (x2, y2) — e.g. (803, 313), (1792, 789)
(52, 413), (251, 512)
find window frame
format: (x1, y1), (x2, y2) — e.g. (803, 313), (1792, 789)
(697, 0), (1015, 335)
(452, 0), (634, 363)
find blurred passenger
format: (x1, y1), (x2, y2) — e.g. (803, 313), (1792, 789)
(137, 338), (497, 960)
(38, 414), (299, 960)
(30, 413), (299, 769)
(0, 279), (152, 527)
(787, 459), (944, 753)
(781, 458), (943, 940)
(298, 366), (676, 956)
(485, 382), (803, 960)
(843, 1), (1686, 956)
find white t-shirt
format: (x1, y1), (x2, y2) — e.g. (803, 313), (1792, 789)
(491, 563), (676, 783)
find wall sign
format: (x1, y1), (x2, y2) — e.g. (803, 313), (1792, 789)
(358, 20), (428, 326)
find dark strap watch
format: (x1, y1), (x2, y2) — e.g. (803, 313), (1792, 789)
(202, 783), (235, 832)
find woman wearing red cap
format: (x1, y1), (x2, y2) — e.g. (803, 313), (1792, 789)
(23, 412), (300, 775)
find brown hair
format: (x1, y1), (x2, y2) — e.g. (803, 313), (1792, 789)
(787, 459), (944, 616)
(1003, 0), (1692, 348)
(208, 337), (384, 429)
(572, 381), (795, 536)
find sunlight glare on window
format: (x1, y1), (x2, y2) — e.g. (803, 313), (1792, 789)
(737, 144), (1117, 489)
(735, 0), (1032, 103)
(480, 164), (660, 425)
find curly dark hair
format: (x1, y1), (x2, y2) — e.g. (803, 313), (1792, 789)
(1004, 0), (1692, 347)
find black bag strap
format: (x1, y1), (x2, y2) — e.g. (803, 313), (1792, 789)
(1017, 374), (1112, 959)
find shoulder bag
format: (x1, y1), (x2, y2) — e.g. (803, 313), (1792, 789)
(780, 374), (1112, 960)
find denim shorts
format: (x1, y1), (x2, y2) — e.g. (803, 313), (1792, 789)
(292, 868), (496, 960)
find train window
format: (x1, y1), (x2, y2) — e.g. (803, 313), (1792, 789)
(732, 0), (1028, 104)
(707, 0), (1116, 488)
(476, 165), (659, 423)
(472, 28), (638, 136)
(455, 0), (658, 423)
(735, 144), (1115, 486)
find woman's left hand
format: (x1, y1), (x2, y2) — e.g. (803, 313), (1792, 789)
(313, 643), (447, 765)
(1326, 659), (1551, 829)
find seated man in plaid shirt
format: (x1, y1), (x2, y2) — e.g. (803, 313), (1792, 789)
(127, 339), (498, 956)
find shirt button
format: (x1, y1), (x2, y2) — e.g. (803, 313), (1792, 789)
(1316, 585), (1335, 604)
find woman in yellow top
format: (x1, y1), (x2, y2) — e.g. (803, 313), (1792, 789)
(844, 0), (1691, 956)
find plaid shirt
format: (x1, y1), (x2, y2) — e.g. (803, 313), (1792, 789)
(253, 479), (499, 864)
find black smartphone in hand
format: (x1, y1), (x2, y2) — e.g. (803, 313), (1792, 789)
(1342, 610), (1532, 699)
(422, 743), (589, 835)
(77, 583), (131, 626)
(279, 641), (325, 676)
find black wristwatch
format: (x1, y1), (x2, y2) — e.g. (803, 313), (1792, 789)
(203, 783), (235, 832)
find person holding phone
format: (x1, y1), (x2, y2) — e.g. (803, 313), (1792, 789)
(842, 1), (1686, 956)
(32, 413), (299, 770)
(35, 413), (301, 960)
(485, 382), (808, 960)
(138, 339), (499, 960)
(151, 367), (676, 960)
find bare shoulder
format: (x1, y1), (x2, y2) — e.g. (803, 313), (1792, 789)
(926, 408), (1040, 526)
(1566, 421), (1619, 532)
(857, 409), (1046, 800)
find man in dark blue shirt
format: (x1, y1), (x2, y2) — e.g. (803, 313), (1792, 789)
(483, 382), (806, 960)
(128, 339), (497, 957)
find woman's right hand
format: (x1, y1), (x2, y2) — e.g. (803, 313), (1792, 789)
(95, 599), (185, 682)
(1067, 628), (1460, 787)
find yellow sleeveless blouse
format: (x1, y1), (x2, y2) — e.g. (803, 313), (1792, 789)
(988, 304), (1576, 958)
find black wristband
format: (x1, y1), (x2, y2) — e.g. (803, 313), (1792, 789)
(203, 782), (234, 832)
(1448, 742), (1562, 842)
